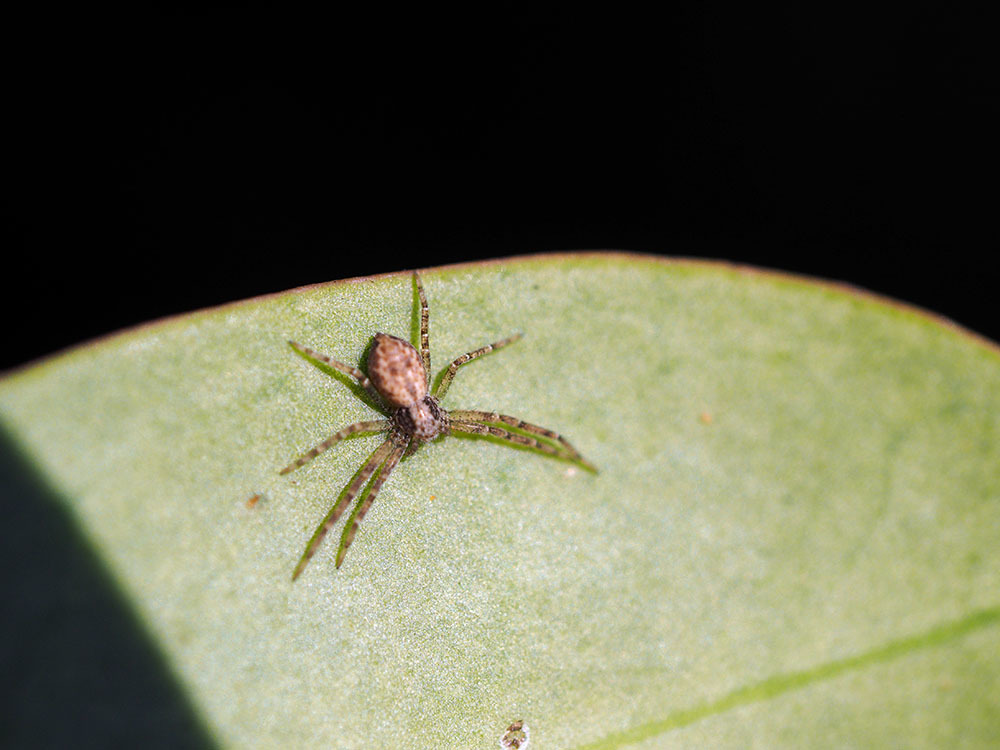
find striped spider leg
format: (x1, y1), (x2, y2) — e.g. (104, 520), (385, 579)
(280, 271), (595, 578)
(447, 410), (597, 472)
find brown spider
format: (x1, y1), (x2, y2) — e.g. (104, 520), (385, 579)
(280, 271), (595, 578)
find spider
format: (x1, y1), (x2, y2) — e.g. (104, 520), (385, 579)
(280, 271), (595, 578)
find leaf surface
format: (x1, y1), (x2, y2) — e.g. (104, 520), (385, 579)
(1, 253), (997, 748)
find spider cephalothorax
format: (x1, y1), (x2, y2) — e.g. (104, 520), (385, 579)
(280, 272), (594, 578)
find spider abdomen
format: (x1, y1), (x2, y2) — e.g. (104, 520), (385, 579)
(368, 332), (428, 407)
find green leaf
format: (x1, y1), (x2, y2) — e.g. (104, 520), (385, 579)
(1, 253), (998, 748)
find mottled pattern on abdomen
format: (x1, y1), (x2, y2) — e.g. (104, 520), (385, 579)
(368, 333), (428, 407)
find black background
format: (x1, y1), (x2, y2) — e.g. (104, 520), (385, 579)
(8, 10), (996, 371)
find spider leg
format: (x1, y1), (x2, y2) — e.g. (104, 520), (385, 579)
(448, 410), (595, 470)
(414, 272), (431, 386)
(449, 418), (596, 471)
(433, 333), (523, 400)
(291, 437), (396, 580)
(334, 438), (408, 568)
(279, 419), (390, 475)
(288, 340), (383, 405)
